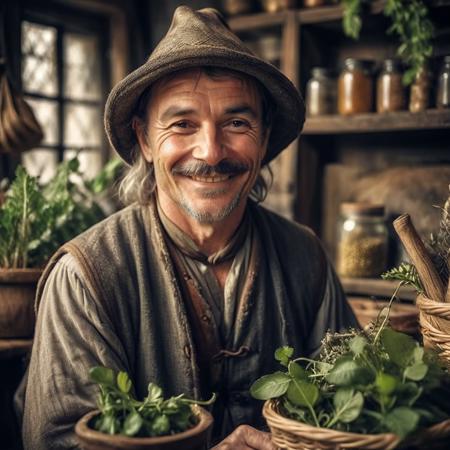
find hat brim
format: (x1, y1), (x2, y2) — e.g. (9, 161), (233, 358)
(105, 47), (305, 166)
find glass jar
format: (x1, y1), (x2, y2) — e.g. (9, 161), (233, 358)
(305, 67), (336, 116)
(409, 64), (431, 113)
(436, 55), (450, 109)
(338, 58), (373, 115)
(336, 203), (388, 278)
(376, 59), (406, 113)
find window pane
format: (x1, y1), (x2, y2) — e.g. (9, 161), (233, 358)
(21, 21), (57, 96)
(25, 97), (59, 146)
(64, 33), (101, 101)
(64, 149), (103, 179)
(64, 104), (102, 147)
(22, 148), (58, 184)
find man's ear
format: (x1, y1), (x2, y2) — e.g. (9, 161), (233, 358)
(133, 118), (153, 163)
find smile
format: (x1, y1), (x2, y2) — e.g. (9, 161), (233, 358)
(190, 175), (232, 183)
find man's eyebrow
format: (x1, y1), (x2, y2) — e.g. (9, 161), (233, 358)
(160, 106), (197, 122)
(224, 105), (258, 118)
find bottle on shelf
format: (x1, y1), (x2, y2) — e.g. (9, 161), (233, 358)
(376, 58), (406, 113)
(305, 67), (336, 116)
(336, 203), (388, 279)
(338, 58), (374, 115)
(303, 0), (326, 7)
(409, 64), (431, 113)
(436, 55), (450, 109)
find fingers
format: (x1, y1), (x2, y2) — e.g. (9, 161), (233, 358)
(211, 425), (277, 450)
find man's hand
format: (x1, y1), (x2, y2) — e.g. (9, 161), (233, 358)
(211, 425), (277, 449)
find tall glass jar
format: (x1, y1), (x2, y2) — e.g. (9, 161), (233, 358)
(305, 67), (336, 116)
(409, 64), (431, 113)
(338, 58), (373, 115)
(336, 203), (388, 278)
(376, 59), (406, 113)
(436, 55), (450, 109)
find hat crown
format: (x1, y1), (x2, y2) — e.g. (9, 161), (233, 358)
(150, 6), (253, 62)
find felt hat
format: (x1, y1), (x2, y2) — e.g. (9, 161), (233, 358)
(104, 6), (305, 166)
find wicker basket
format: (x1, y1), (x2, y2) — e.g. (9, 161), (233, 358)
(263, 400), (450, 450)
(416, 294), (450, 367)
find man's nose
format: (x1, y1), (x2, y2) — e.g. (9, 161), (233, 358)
(192, 124), (226, 165)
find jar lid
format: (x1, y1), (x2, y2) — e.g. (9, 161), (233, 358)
(381, 58), (402, 72)
(311, 67), (330, 78)
(343, 58), (374, 73)
(340, 202), (385, 217)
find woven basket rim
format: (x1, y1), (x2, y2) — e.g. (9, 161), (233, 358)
(263, 399), (450, 449)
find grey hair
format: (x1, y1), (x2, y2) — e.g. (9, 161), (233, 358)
(118, 67), (274, 206)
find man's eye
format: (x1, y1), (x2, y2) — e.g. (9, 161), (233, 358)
(173, 121), (189, 129)
(230, 119), (248, 128)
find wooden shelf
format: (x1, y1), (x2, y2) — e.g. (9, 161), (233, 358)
(302, 109), (450, 135)
(0, 338), (32, 359)
(342, 277), (417, 301)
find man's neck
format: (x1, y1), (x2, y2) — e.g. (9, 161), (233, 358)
(156, 193), (247, 256)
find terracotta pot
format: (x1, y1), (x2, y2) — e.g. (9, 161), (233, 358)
(0, 268), (42, 338)
(75, 406), (213, 450)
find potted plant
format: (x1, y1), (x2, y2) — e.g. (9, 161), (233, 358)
(250, 276), (450, 449)
(75, 366), (215, 450)
(0, 157), (122, 338)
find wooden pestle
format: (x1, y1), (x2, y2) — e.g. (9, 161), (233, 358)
(393, 213), (446, 302)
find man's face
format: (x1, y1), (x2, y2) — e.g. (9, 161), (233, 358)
(137, 69), (268, 224)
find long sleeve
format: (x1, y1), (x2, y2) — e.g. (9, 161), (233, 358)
(21, 254), (130, 450)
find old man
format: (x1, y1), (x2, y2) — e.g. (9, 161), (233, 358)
(19, 6), (357, 449)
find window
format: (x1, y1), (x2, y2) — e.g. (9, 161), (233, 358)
(20, 10), (108, 183)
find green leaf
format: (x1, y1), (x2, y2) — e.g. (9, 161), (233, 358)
(150, 414), (170, 436)
(404, 362), (428, 381)
(325, 357), (374, 387)
(332, 388), (364, 423)
(286, 378), (319, 407)
(117, 371), (132, 394)
(375, 372), (398, 395)
(275, 346), (294, 367)
(250, 372), (291, 400)
(90, 366), (115, 387)
(349, 335), (367, 356)
(147, 383), (163, 401)
(384, 407), (419, 438)
(380, 328), (416, 368)
(97, 415), (119, 435)
(288, 361), (308, 380)
(122, 411), (143, 436)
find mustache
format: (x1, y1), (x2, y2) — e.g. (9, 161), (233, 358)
(172, 160), (249, 177)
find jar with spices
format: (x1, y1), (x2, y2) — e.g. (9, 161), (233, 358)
(305, 67), (336, 116)
(338, 58), (374, 115)
(436, 55), (450, 109)
(376, 59), (406, 113)
(336, 203), (388, 278)
(409, 64), (431, 113)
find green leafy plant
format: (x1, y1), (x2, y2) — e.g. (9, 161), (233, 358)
(381, 262), (424, 293)
(0, 157), (122, 268)
(89, 366), (215, 437)
(340, 0), (434, 84)
(250, 307), (450, 439)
